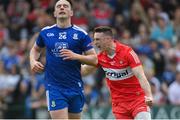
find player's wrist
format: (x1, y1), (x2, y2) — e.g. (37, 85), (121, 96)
(30, 59), (37, 63)
(145, 95), (152, 98)
(75, 53), (83, 60)
(145, 96), (153, 104)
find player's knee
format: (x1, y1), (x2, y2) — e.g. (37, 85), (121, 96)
(50, 107), (68, 119)
(134, 112), (151, 120)
(68, 112), (81, 119)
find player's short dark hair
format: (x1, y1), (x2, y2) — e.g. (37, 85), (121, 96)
(56, 0), (73, 8)
(65, 0), (73, 8)
(93, 26), (113, 37)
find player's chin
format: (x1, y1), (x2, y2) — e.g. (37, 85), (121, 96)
(57, 15), (67, 19)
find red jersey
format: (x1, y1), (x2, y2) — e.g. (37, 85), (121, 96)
(97, 41), (145, 103)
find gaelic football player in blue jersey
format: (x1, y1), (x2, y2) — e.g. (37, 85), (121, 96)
(29, 0), (97, 119)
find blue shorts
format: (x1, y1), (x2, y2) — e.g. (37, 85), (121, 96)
(46, 86), (85, 113)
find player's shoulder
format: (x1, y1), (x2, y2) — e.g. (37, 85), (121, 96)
(97, 51), (106, 59)
(116, 41), (132, 52)
(72, 25), (88, 35)
(41, 24), (56, 31)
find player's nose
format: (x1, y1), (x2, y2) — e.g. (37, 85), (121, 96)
(59, 5), (65, 10)
(60, 7), (64, 10)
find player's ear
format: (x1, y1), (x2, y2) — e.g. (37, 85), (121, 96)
(70, 10), (73, 17)
(54, 11), (56, 17)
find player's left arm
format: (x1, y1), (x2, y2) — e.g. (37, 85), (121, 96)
(132, 65), (153, 106)
(81, 64), (97, 76)
(60, 48), (98, 66)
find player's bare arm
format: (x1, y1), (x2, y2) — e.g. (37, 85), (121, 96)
(30, 43), (45, 73)
(60, 48), (98, 66)
(81, 65), (97, 76)
(132, 65), (153, 106)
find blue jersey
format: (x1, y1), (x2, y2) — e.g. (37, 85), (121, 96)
(36, 24), (93, 91)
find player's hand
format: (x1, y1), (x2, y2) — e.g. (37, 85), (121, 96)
(30, 60), (44, 73)
(145, 96), (153, 107)
(60, 49), (79, 60)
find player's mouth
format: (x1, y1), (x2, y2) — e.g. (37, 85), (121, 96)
(59, 12), (66, 15)
(96, 45), (101, 49)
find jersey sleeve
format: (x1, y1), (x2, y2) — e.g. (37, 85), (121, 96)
(36, 32), (45, 48)
(126, 48), (141, 68)
(82, 34), (93, 51)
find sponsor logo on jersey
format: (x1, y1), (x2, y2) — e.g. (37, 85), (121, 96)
(109, 61), (116, 65)
(47, 33), (54, 37)
(51, 42), (69, 57)
(55, 42), (68, 49)
(103, 67), (134, 81)
(106, 70), (128, 78)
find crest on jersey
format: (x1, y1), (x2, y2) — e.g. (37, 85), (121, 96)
(73, 33), (78, 40)
(55, 42), (69, 49)
(120, 61), (123, 64)
(51, 100), (56, 107)
(51, 42), (69, 57)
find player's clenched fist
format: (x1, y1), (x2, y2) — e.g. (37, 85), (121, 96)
(30, 60), (44, 73)
(145, 96), (153, 107)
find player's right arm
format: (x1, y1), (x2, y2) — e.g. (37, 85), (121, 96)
(132, 65), (153, 106)
(127, 48), (153, 106)
(81, 65), (97, 76)
(30, 43), (45, 73)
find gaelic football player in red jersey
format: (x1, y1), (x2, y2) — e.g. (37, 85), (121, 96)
(81, 26), (153, 119)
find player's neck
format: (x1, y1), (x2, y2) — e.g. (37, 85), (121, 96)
(56, 19), (71, 28)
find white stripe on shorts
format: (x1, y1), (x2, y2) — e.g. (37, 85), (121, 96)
(46, 90), (50, 111)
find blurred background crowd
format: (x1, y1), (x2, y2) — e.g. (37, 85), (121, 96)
(0, 0), (179, 119)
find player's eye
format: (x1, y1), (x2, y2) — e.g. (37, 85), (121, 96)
(63, 4), (69, 8)
(56, 5), (61, 8)
(56, 4), (69, 8)
(93, 38), (99, 41)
